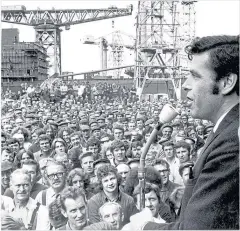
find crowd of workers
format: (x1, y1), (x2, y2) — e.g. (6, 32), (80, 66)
(1, 81), (214, 230)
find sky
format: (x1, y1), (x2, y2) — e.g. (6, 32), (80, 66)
(1, 0), (240, 75)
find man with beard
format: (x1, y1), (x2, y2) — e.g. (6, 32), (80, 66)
(153, 159), (181, 203)
(124, 35), (239, 230)
(87, 165), (138, 226)
(1, 161), (13, 195)
(116, 163), (130, 192)
(58, 187), (88, 230)
(8, 169), (50, 230)
(35, 160), (67, 207)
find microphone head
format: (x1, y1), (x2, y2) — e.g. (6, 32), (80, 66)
(159, 104), (179, 124)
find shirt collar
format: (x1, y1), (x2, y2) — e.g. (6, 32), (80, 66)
(102, 190), (121, 202)
(213, 104), (237, 133)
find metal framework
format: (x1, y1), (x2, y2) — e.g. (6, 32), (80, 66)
(2, 5), (133, 75)
(134, 0), (196, 99)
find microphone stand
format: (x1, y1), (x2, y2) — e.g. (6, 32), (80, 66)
(138, 122), (163, 211)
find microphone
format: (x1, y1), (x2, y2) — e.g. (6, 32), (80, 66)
(138, 104), (179, 210)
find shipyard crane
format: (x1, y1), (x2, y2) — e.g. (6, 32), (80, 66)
(134, 0), (197, 100)
(1, 4), (133, 76)
(81, 30), (135, 77)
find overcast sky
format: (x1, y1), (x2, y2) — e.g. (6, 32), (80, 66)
(2, 0), (239, 74)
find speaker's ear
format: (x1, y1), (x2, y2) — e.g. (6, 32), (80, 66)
(220, 73), (238, 95)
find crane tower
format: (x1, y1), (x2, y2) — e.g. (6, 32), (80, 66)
(1, 5), (133, 76)
(134, 0), (197, 99)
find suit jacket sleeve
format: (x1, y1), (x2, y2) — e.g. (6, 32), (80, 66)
(143, 132), (239, 230)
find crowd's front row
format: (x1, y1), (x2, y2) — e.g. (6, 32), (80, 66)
(1, 139), (197, 230)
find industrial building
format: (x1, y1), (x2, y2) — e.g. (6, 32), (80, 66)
(1, 28), (48, 84)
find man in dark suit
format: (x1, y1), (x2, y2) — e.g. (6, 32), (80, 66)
(126, 35), (239, 230)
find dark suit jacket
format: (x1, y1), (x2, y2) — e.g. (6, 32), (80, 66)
(144, 104), (239, 230)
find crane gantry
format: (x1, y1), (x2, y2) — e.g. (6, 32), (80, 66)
(1, 4), (133, 75)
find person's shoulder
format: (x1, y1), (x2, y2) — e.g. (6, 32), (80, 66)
(120, 191), (135, 202)
(88, 191), (103, 203)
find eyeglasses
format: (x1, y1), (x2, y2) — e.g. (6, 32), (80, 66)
(47, 172), (65, 180)
(158, 169), (169, 174)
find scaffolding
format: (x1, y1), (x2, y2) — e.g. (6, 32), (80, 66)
(1, 42), (49, 82)
(134, 0), (197, 99)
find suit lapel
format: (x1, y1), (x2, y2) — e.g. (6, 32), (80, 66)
(193, 104), (239, 174)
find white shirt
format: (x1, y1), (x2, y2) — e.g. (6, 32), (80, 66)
(213, 105), (235, 133)
(10, 197), (50, 230)
(35, 187), (58, 207)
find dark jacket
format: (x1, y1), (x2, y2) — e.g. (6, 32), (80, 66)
(143, 104), (239, 230)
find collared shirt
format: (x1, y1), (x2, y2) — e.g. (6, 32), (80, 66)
(10, 197), (50, 230)
(35, 187), (59, 207)
(164, 158), (183, 186)
(87, 190), (138, 226)
(213, 104), (237, 132)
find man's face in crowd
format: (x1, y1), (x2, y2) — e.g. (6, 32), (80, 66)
(181, 116), (188, 124)
(1, 118), (9, 127)
(82, 129), (90, 138)
(136, 120), (144, 129)
(31, 132), (38, 143)
(39, 139), (51, 152)
(11, 174), (31, 202)
(114, 129), (123, 141)
(71, 135), (81, 148)
(182, 52), (222, 120)
(153, 111), (159, 119)
(62, 131), (70, 143)
(2, 150), (14, 162)
(117, 164), (130, 186)
(9, 142), (20, 154)
(15, 118), (24, 127)
(196, 125), (204, 136)
(42, 116), (48, 124)
(162, 127), (173, 140)
(145, 151), (157, 166)
(117, 114), (123, 122)
(88, 145), (99, 157)
(113, 146), (126, 162)
(154, 164), (170, 185)
(102, 172), (118, 194)
(90, 122), (98, 130)
(98, 119), (105, 127)
(132, 145), (142, 158)
(81, 156), (94, 174)
(163, 145), (174, 159)
(55, 141), (65, 154)
(1, 136), (7, 148)
(100, 204), (123, 229)
(22, 164), (38, 184)
(1, 169), (12, 188)
(128, 122), (136, 131)
(72, 175), (84, 190)
(46, 164), (66, 190)
(106, 150), (114, 160)
(136, 190), (160, 217)
(181, 167), (190, 185)
(4, 124), (13, 134)
(176, 147), (190, 163)
(62, 196), (87, 230)
(93, 129), (101, 139)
